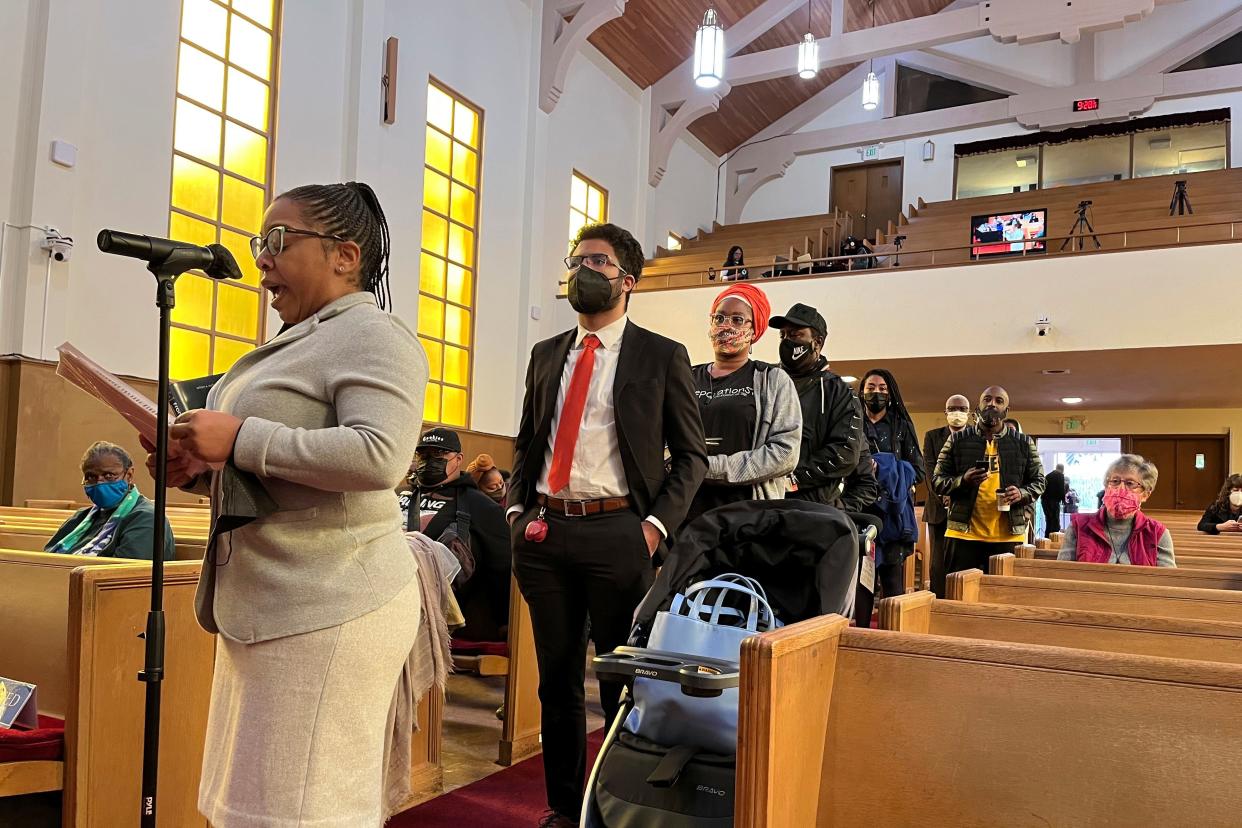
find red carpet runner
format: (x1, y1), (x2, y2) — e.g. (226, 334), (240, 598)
(389, 730), (605, 827)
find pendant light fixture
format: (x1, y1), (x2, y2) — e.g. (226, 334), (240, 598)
(694, 7), (726, 89)
(861, 0), (880, 110)
(797, 0), (819, 79)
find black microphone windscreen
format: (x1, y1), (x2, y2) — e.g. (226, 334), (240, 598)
(206, 243), (244, 280)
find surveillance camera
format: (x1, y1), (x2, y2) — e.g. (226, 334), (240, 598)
(41, 228), (74, 262)
(1035, 315), (1051, 337)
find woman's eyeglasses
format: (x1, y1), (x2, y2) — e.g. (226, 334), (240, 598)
(564, 253), (625, 273)
(82, 471), (124, 484)
(1105, 478), (1144, 492)
(250, 226), (344, 260)
(709, 313), (751, 328)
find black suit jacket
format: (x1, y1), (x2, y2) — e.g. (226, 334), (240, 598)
(510, 320), (708, 538)
(921, 425), (952, 525)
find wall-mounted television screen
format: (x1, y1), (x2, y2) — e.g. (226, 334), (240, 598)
(970, 209), (1047, 259)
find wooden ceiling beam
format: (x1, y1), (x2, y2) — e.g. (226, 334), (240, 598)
(539, 0), (628, 114)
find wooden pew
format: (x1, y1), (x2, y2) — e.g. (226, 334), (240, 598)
(947, 569), (1242, 623)
(990, 552), (1242, 591)
(0, 526), (206, 562)
(499, 575), (541, 765)
(1015, 543), (1242, 571)
(737, 614), (1242, 827)
(879, 589), (1242, 664)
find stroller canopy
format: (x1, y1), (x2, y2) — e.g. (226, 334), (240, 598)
(632, 500), (858, 644)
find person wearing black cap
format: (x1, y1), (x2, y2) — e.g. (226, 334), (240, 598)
(411, 427), (511, 642)
(770, 303), (866, 509)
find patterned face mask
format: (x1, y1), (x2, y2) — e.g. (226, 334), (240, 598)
(709, 322), (753, 356)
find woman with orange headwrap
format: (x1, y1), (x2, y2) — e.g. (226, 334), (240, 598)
(685, 283), (802, 527)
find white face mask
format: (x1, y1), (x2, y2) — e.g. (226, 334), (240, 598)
(1230, 491), (1242, 508)
(946, 411), (970, 428)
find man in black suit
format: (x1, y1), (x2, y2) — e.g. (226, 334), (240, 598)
(507, 223), (707, 827)
(922, 394), (971, 597)
(1042, 463), (1068, 535)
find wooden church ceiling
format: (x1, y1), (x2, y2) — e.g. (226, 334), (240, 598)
(588, 0), (958, 156)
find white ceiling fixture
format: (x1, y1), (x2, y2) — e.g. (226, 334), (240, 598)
(797, 0), (819, 79)
(861, 0), (879, 110)
(1061, 396), (1084, 404)
(1016, 153), (1038, 167)
(694, 7), (726, 90)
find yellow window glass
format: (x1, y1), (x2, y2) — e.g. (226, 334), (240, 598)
(450, 182), (474, 226)
(223, 122), (267, 183)
(421, 211), (448, 257)
(220, 228), (261, 287)
(170, 326), (212, 380)
(228, 15), (272, 79)
(587, 185), (603, 220)
(216, 283), (259, 339)
(420, 253), (446, 295)
(426, 127), (451, 175)
(173, 98), (223, 164)
(230, 0), (273, 29)
(452, 101), (478, 147)
(448, 223), (473, 267)
(178, 43), (225, 109)
(172, 274), (215, 329)
(423, 169), (450, 217)
(226, 67), (269, 130)
(446, 265), (471, 306)
(418, 296), (445, 339)
(569, 210), (588, 245)
(213, 336), (253, 373)
(444, 305), (470, 347)
(423, 383), (442, 424)
(444, 346), (469, 387)
(441, 387), (468, 427)
(171, 155), (220, 220)
(181, 0), (228, 56)
(427, 85), (454, 134)
(571, 175), (588, 212)
(222, 175), (264, 233)
(420, 337), (443, 382)
(170, 211), (217, 248)
(451, 143), (478, 187)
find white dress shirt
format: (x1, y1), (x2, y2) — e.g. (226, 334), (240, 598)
(511, 315), (666, 536)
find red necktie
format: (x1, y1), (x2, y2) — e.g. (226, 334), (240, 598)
(547, 334), (601, 495)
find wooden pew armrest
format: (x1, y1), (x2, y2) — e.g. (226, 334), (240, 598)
(0, 760), (63, 796)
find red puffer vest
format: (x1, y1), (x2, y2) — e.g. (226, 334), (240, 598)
(1070, 508), (1166, 566)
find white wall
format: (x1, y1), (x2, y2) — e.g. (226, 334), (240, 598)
(648, 135), (720, 253)
(626, 242), (1242, 367)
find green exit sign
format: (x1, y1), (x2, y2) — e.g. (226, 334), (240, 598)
(862, 145), (880, 160)
(1061, 418), (1085, 434)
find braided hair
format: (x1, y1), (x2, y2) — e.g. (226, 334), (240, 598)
(278, 182), (393, 309)
(859, 368), (918, 445)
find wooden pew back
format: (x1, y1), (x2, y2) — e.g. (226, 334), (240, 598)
(881, 589), (1242, 664)
(990, 552), (1242, 590)
(737, 614), (1242, 826)
(948, 569), (1242, 623)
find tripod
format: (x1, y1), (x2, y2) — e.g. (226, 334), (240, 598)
(1060, 201), (1101, 252)
(1170, 179), (1193, 216)
(891, 234), (906, 267)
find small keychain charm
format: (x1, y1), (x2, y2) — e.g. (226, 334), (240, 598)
(525, 506), (549, 543)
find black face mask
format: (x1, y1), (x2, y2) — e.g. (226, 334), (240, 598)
(864, 392), (889, 413)
(978, 406), (1006, 427)
(779, 339), (818, 371)
(414, 457), (450, 488)
(567, 265), (623, 315)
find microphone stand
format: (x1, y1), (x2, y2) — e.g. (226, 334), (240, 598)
(134, 247), (207, 827)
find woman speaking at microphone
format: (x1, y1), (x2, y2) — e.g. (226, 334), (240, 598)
(144, 182), (428, 827)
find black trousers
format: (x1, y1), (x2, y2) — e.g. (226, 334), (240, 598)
(928, 522), (949, 598)
(945, 538), (1018, 576)
(1042, 500), (1062, 535)
(854, 542), (908, 628)
(512, 506), (655, 818)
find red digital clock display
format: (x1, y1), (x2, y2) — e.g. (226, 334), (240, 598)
(1073, 98), (1100, 112)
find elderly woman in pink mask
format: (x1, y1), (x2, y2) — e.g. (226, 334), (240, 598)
(684, 283), (801, 527)
(1058, 454), (1175, 566)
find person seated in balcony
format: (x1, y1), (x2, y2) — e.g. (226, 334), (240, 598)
(1198, 473), (1242, 534)
(1058, 455), (1175, 567)
(45, 441), (175, 560)
(720, 245), (748, 281)
(839, 235), (875, 270)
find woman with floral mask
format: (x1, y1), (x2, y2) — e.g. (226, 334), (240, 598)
(45, 441), (175, 559)
(1197, 473), (1242, 534)
(684, 283), (801, 527)
(1057, 454), (1175, 566)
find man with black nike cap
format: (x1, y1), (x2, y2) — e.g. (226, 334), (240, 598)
(770, 302), (866, 508)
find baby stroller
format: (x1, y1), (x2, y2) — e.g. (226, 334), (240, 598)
(582, 499), (874, 827)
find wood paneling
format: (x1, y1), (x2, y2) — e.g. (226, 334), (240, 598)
(590, 0), (953, 155)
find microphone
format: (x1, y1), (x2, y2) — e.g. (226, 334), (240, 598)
(97, 229), (244, 280)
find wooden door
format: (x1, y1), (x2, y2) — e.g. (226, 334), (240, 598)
(866, 162), (904, 241)
(1131, 438), (1176, 510)
(830, 166), (868, 246)
(1175, 438), (1227, 510)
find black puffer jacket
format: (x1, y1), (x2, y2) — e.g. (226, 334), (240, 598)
(932, 426), (1045, 537)
(784, 361), (864, 504)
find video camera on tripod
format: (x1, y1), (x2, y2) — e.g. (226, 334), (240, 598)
(1061, 200), (1101, 252)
